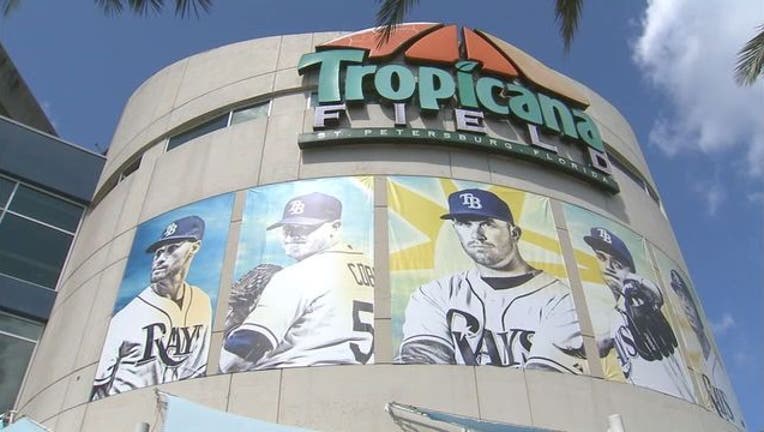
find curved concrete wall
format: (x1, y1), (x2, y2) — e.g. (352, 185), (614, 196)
(15, 29), (738, 432)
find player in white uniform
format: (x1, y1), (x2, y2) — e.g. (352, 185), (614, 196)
(398, 189), (586, 373)
(220, 192), (374, 372)
(584, 228), (695, 402)
(92, 216), (211, 399)
(669, 270), (744, 427)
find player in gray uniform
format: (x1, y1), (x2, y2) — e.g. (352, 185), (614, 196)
(669, 270), (742, 426)
(92, 216), (211, 399)
(398, 189), (586, 373)
(584, 227), (695, 401)
(220, 192), (374, 372)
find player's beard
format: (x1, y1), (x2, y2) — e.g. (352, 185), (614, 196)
(464, 242), (510, 269)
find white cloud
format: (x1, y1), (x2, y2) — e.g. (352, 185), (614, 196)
(633, 0), (764, 177)
(692, 176), (726, 216)
(711, 312), (736, 335)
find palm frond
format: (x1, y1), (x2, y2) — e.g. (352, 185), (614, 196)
(94, 0), (211, 17)
(0, 0), (21, 16)
(735, 24), (764, 86)
(554, 0), (583, 52)
(375, 0), (418, 46)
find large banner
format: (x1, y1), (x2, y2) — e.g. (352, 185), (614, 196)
(390, 176), (588, 374)
(562, 204), (696, 401)
(219, 176), (375, 372)
(652, 247), (745, 428)
(92, 193), (234, 399)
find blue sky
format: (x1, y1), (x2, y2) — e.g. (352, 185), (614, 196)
(1, 0), (761, 429)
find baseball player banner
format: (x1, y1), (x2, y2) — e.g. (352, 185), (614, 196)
(651, 246), (745, 428)
(561, 203), (696, 402)
(220, 176), (375, 372)
(390, 176), (589, 374)
(92, 193), (234, 400)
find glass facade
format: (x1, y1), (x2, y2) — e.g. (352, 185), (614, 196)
(0, 174), (84, 290)
(0, 311), (42, 413)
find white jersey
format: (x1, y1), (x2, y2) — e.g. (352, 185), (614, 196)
(224, 243), (374, 370)
(92, 283), (211, 399)
(607, 302), (695, 402)
(399, 269), (586, 374)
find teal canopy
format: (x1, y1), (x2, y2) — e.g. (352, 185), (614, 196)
(0, 418), (48, 432)
(387, 402), (557, 432)
(163, 394), (314, 432)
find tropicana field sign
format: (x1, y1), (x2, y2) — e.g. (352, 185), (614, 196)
(296, 23), (618, 193)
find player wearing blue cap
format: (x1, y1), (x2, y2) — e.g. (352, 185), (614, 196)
(584, 227), (695, 401)
(92, 215), (212, 399)
(397, 189), (586, 373)
(220, 192), (374, 372)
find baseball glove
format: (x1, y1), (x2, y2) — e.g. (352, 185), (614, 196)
(224, 263), (282, 337)
(622, 277), (678, 361)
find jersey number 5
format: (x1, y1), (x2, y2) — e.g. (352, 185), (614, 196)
(350, 300), (374, 364)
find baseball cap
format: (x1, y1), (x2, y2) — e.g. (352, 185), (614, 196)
(583, 227), (635, 272)
(440, 189), (514, 224)
(267, 192), (342, 230)
(146, 215), (205, 253)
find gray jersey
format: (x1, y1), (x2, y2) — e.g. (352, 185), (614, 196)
(399, 269), (586, 373)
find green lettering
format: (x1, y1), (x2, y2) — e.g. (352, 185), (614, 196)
(374, 65), (416, 102)
(418, 66), (455, 111)
(476, 77), (509, 115)
(538, 93), (578, 139)
(344, 65), (378, 102)
(506, 84), (542, 125)
(455, 61), (479, 109)
(297, 49), (365, 103)
(572, 110), (605, 152)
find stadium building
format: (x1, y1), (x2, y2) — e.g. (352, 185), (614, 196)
(10, 24), (744, 431)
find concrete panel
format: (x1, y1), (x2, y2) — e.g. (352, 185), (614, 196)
(105, 228), (136, 268)
(57, 243), (109, 302)
(109, 59), (188, 158)
(258, 112), (304, 185)
(311, 32), (346, 47)
(300, 145), (452, 179)
(48, 405), (87, 432)
(474, 367), (532, 426)
(174, 37), (281, 107)
(524, 370), (599, 431)
(73, 259), (126, 370)
(160, 373), (231, 411)
(277, 34), (314, 70)
(489, 156), (611, 212)
(374, 318), (392, 364)
(279, 365), (480, 432)
(206, 332), (224, 376)
(140, 133), (213, 220)
(17, 376), (68, 424)
(227, 370), (282, 422)
(80, 388), (156, 432)
(21, 277), (99, 401)
(213, 219), (242, 332)
(100, 116), (169, 187)
(270, 92), (309, 117)
(200, 119), (267, 198)
(112, 145), (164, 236)
(274, 68), (305, 92)
(449, 149), (492, 183)
(65, 181), (129, 273)
(62, 363), (98, 411)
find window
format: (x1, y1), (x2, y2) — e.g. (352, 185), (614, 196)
(0, 311), (43, 413)
(0, 175), (83, 289)
(0, 177), (13, 208)
(231, 101), (270, 125)
(166, 114), (229, 152)
(119, 157), (141, 182)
